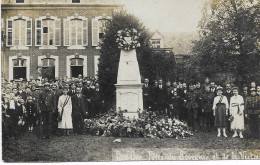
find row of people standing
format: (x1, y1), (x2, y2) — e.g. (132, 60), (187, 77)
(142, 78), (260, 139)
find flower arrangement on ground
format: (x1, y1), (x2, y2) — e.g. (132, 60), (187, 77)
(84, 109), (193, 139)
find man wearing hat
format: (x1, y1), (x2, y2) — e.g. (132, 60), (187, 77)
(38, 82), (56, 139)
(245, 88), (260, 139)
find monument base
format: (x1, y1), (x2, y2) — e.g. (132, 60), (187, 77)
(115, 84), (143, 119)
(123, 112), (139, 119)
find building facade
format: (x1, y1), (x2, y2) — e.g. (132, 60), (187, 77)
(1, 0), (123, 81)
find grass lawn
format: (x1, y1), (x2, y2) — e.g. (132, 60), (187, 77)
(2, 130), (260, 162)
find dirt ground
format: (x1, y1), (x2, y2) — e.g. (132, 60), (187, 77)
(2, 130), (260, 162)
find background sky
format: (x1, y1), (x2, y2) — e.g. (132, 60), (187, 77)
(123, 0), (207, 33)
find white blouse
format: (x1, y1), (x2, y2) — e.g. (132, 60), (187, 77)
(229, 95), (244, 115)
(212, 95), (229, 110)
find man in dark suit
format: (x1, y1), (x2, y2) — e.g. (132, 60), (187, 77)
(82, 81), (94, 117)
(150, 80), (158, 112)
(143, 78), (152, 111)
(68, 83), (77, 96)
(223, 83), (233, 132)
(223, 83), (232, 103)
(71, 87), (88, 135)
(155, 79), (168, 115)
(209, 82), (217, 96)
(179, 83), (188, 122)
(51, 84), (61, 135)
(17, 86), (27, 101)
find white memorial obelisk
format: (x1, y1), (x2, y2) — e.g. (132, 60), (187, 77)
(115, 36), (143, 119)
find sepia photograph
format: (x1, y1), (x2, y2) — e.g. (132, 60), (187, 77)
(1, 0), (260, 162)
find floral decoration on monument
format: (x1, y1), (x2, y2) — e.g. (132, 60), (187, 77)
(116, 28), (141, 50)
(84, 109), (193, 139)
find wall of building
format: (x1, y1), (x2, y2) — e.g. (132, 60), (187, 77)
(1, 3), (123, 80)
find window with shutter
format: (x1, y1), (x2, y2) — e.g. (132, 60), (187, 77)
(83, 19), (88, 46)
(64, 19), (70, 46)
(64, 16), (88, 49)
(55, 19), (61, 46)
(92, 19), (98, 46)
(6, 19), (13, 46)
(36, 16), (61, 48)
(6, 16), (32, 49)
(26, 19), (32, 46)
(35, 19), (42, 46)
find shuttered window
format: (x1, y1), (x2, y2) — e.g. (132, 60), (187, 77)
(92, 19), (98, 46)
(6, 17), (32, 47)
(35, 17), (61, 47)
(6, 19), (13, 46)
(64, 16), (88, 47)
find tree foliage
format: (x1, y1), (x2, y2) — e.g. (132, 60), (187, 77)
(193, 0), (260, 85)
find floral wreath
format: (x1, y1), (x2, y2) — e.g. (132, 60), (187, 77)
(116, 28), (141, 50)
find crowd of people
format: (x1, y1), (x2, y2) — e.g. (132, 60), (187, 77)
(2, 75), (103, 139)
(142, 77), (260, 139)
(1, 75), (260, 140)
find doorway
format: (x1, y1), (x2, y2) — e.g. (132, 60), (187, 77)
(71, 66), (83, 78)
(13, 67), (26, 79)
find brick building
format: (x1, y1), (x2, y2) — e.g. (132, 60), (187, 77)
(1, 0), (123, 81)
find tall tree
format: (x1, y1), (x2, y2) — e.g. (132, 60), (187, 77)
(193, 0), (260, 85)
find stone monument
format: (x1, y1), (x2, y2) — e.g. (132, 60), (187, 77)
(115, 48), (143, 119)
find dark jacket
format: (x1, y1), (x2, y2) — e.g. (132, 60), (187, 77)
(245, 95), (260, 115)
(68, 89), (77, 97)
(155, 86), (168, 105)
(201, 92), (215, 112)
(38, 90), (56, 113)
(71, 94), (88, 119)
(25, 102), (37, 116)
(185, 90), (199, 109)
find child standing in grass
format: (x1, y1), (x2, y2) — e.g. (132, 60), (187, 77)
(25, 96), (37, 133)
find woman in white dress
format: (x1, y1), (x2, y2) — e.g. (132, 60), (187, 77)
(58, 87), (73, 136)
(229, 87), (244, 138)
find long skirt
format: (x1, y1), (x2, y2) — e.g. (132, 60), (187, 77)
(215, 103), (227, 127)
(230, 110), (244, 131)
